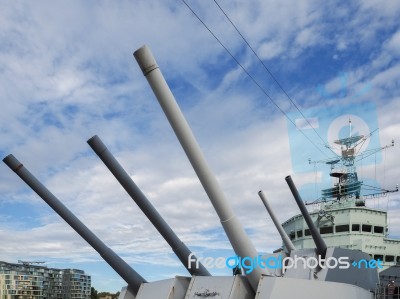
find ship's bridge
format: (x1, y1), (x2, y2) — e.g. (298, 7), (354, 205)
(282, 200), (400, 270)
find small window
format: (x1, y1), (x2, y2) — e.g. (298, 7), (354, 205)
(289, 231), (295, 240)
(296, 230), (303, 238)
(320, 226), (333, 234)
(352, 224), (360, 232)
(374, 254), (384, 261)
(374, 226), (384, 234)
(396, 256), (400, 264)
(304, 229), (311, 236)
(385, 255), (395, 262)
(336, 225), (350, 233)
(362, 224), (372, 232)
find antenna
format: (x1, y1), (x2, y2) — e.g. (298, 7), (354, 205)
(307, 124), (397, 205)
(349, 118), (352, 138)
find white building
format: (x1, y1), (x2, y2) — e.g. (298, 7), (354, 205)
(0, 261), (91, 299)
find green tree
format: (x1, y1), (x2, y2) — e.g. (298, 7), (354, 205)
(91, 287), (98, 299)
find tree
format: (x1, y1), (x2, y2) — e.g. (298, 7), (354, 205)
(91, 287), (98, 299)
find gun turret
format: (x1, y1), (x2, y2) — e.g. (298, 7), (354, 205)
(285, 175), (327, 258)
(133, 45), (270, 291)
(3, 154), (146, 296)
(87, 135), (210, 276)
(258, 190), (295, 252)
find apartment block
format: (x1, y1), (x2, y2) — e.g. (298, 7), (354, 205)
(0, 261), (91, 299)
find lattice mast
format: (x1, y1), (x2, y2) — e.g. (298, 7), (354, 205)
(309, 119), (397, 205)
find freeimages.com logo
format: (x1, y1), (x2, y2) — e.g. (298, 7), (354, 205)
(188, 253), (384, 274)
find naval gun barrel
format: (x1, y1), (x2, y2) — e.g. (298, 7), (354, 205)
(258, 190), (295, 252)
(87, 135), (210, 276)
(285, 175), (327, 258)
(3, 154), (146, 295)
(133, 45), (269, 291)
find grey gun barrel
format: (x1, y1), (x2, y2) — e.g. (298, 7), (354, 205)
(87, 135), (210, 276)
(3, 154), (146, 295)
(258, 190), (295, 252)
(133, 45), (270, 291)
(285, 175), (327, 257)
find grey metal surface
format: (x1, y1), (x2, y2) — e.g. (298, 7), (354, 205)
(379, 265), (400, 284)
(118, 286), (136, 299)
(184, 275), (254, 299)
(320, 247), (379, 292)
(285, 175), (327, 257)
(3, 154), (146, 296)
(133, 44), (269, 291)
(283, 247), (379, 291)
(283, 247), (379, 292)
(283, 249), (317, 280)
(258, 252), (286, 278)
(256, 276), (374, 299)
(136, 276), (190, 299)
(258, 190), (295, 252)
(87, 135), (210, 276)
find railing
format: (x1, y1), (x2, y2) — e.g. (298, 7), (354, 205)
(375, 284), (399, 299)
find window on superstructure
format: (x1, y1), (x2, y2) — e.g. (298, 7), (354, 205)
(385, 255), (395, 262)
(352, 224), (360, 232)
(397, 256), (400, 264)
(374, 254), (384, 261)
(304, 229), (311, 236)
(289, 231), (295, 240)
(362, 224), (372, 232)
(320, 226), (333, 234)
(336, 225), (350, 233)
(373, 226), (384, 234)
(296, 230), (303, 238)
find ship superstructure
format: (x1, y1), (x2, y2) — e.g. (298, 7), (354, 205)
(282, 120), (399, 270)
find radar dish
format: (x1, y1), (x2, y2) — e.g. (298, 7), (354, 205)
(334, 135), (364, 146)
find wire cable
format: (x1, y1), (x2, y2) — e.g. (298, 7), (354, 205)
(181, 0), (330, 158)
(212, 0), (338, 157)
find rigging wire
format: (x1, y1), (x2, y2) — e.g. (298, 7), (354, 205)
(211, 0), (338, 158)
(356, 147), (386, 163)
(383, 147), (387, 190)
(354, 129), (378, 157)
(181, 0), (330, 158)
(362, 183), (395, 193)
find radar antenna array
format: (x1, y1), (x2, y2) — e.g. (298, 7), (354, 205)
(306, 122), (397, 205)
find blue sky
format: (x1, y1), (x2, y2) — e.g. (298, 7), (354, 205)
(0, 0), (399, 292)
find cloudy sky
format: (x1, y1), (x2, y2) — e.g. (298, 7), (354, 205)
(0, 0), (399, 292)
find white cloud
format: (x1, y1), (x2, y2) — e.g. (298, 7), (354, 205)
(0, 0), (399, 292)
(386, 30), (400, 55)
(295, 27), (319, 48)
(258, 40), (284, 60)
(359, 0), (400, 19)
